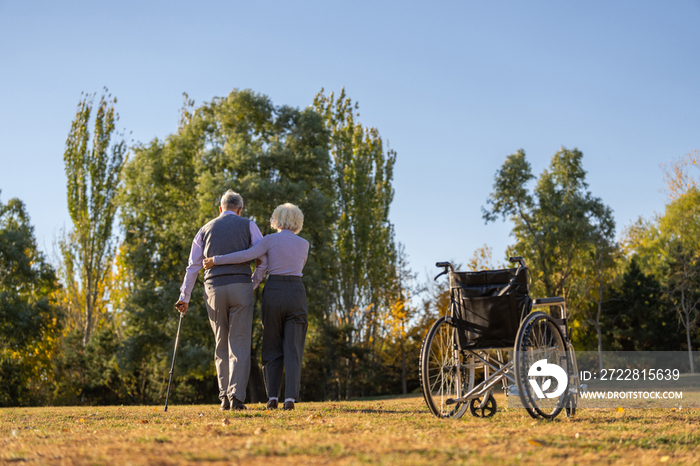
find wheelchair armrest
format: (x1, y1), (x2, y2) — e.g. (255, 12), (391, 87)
(533, 297), (566, 306)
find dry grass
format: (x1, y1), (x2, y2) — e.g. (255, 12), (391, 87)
(1, 394), (699, 465)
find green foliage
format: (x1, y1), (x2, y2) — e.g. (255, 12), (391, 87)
(51, 327), (126, 405)
(313, 88), (397, 321)
(312, 88), (400, 398)
(581, 219), (621, 362)
(483, 148), (615, 344)
(117, 120), (211, 403)
(193, 90), (336, 320)
(657, 189), (700, 371)
(603, 257), (676, 351)
(0, 194), (60, 406)
(620, 188), (700, 366)
(61, 89), (127, 345)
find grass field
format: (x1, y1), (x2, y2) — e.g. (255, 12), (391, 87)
(1, 394), (699, 465)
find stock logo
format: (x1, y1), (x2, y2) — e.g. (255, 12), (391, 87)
(528, 359), (567, 399)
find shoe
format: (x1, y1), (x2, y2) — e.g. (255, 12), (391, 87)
(220, 398), (230, 411)
(283, 401), (294, 411)
(266, 399), (278, 410)
(230, 397), (247, 410)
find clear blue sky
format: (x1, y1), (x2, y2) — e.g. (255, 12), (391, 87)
(1, 1), (699, 282)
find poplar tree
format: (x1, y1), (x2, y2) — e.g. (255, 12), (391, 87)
(62, 89), (126, 345)
(313, 88), (398, 339)
(313, 89), (399, 396)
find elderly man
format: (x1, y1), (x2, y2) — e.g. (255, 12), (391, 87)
(175, 190), (267, 410)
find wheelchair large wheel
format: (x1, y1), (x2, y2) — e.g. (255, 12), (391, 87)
(419, 316), (470, 418)
(514, 311), (569, 420)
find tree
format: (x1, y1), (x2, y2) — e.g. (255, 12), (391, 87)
(313, 88), (399, 397)
(657, 189), (700, 373)
(620, 216), (661, 273)
(662, 150), (699, 200)
(117, 88), (409, 403)
(467, 244), (500, 271)
(383, 245), (422, 394)
(118, 89), (335, 403)
(196, 90), (336, 401)
(62, 89), (127, 345)
(0, 194), (60, 406)
(604, 257), (676, 352)
(620, 184), (700, 362)
(584, 221), (619, 369)
(483, 148), (615, 343)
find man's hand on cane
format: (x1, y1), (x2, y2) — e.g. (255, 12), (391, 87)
(175, 300), (188, 314)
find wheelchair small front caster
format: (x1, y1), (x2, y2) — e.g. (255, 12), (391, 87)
(469, 394), (497, 418)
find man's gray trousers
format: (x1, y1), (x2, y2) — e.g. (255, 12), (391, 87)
(204, 281), (254, 403)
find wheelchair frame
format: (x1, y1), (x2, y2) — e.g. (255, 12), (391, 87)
(419, 257), (581, 420)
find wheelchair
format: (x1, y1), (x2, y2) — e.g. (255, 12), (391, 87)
(419, 257), (580, 420)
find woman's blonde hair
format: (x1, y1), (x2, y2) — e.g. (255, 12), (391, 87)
(270, 203), (304, 234)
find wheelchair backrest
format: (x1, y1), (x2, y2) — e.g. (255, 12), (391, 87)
(449, 266), (529, 298)
(449, 266), (531, 349)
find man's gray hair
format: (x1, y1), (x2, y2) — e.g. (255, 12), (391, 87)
(221, 190), (244, 210)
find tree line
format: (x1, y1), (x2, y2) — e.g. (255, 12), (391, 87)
(1, 88), (698, 406)
(1, 88), (423, 406)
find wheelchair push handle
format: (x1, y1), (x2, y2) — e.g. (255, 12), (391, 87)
(434, 261), (454, 281)
(509, 256), (526, 269)
(497, 256), (528, 296)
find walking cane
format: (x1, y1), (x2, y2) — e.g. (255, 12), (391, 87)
(164, 310), (185, 412)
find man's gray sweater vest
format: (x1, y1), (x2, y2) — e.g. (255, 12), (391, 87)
(201, 214), (252, 286)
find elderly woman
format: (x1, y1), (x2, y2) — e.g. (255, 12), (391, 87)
(203, 203), (309, 411)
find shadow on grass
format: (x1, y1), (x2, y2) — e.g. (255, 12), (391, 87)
(348, 393), (424, 402)
(335, 408), (426, 414)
